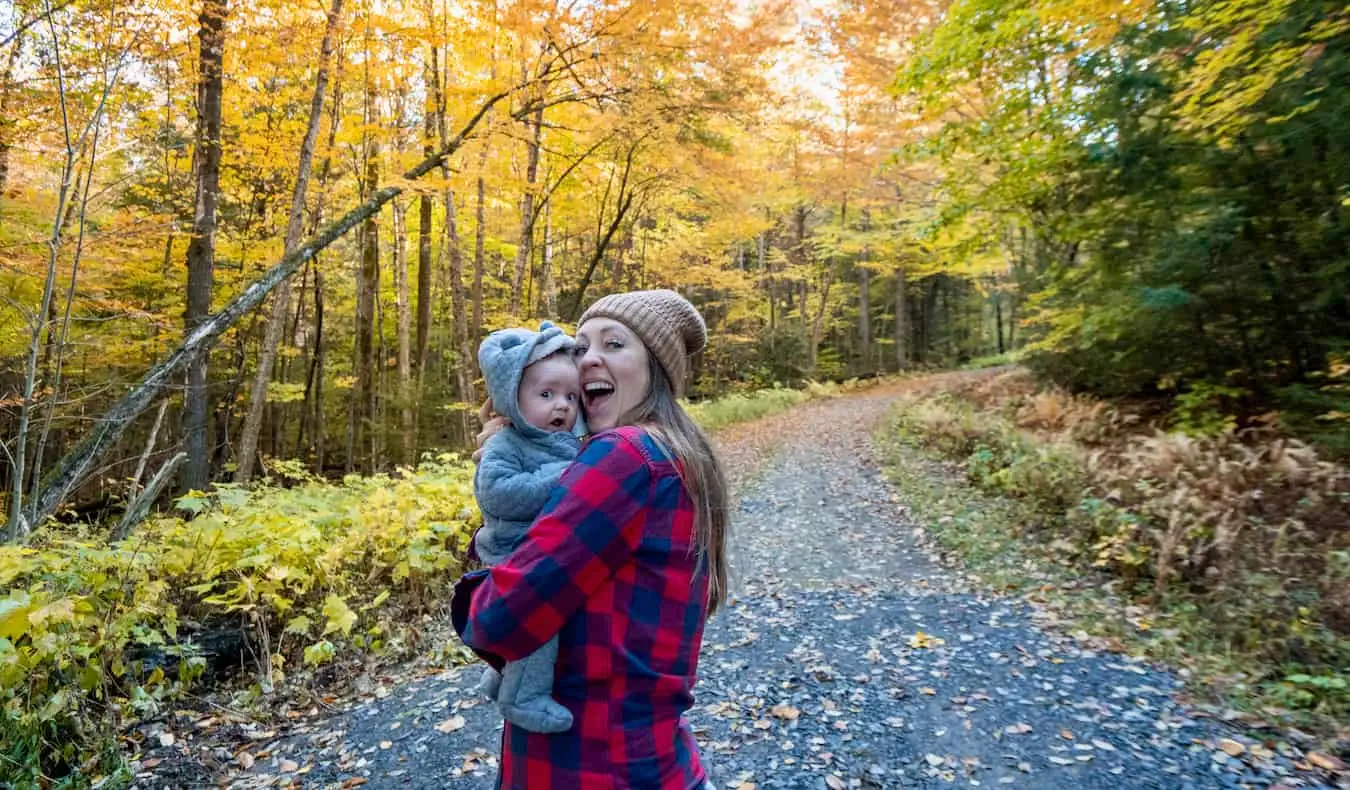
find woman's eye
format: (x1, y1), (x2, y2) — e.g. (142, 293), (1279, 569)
(605, 339), (623, 349)
(573, 346), (588, 357)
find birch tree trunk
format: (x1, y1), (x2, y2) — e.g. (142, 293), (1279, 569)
(180, 0), (228, 494)
(5, 16), (78, 541)
(234, 0), (342, 483)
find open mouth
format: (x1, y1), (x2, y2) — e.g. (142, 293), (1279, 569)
(550, 416), (566, 428)
(584, 381), (615, 410)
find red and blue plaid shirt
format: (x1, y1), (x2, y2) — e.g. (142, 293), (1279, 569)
(452, 426), (710, 790)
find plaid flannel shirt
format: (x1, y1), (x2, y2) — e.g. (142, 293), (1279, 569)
(452, 426), (710, 790)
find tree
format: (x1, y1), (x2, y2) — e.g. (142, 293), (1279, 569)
(234, 0), (343, 483)
(179, 0), (228, 493)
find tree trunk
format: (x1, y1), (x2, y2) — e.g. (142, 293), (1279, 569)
(540, 199), (557, 317)
(299, 62), (343, 470)
(180, 0), (228, 495)
(994, 291), (1005, 354)
(808, 266), (833, 374)
(354, 148), (379, 473)
(5, 28), (81, 540)
(416, 106), (434, 375)
(310, 265), (327, 470)
(894, 268), (908, 370)
(111, 453), (187, 543)
(761, 223), (774, 333)
(858, 210), (871, 374)
(509, 103), (544, 318)
(473, 161), (488, 352)
(393, 199), (413, 464)
(234, 0), (341, 483)
(428, 51), (475, 438)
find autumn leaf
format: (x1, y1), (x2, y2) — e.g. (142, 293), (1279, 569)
(435, 715), (467, 734)
(909, 631), (945, 649)
(321, 594), (358, 636)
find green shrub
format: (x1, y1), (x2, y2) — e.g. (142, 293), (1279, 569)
(1168, 381), (1245, 437)
(1000, 443), (1090, 512)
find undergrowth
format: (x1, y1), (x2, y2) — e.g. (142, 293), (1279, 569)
(1, 456), (478, 787)
(880, 369), (1350, 736)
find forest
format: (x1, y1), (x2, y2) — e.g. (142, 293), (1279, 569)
(0, 0), (1347, 782)
(2, 0), (1346, 527)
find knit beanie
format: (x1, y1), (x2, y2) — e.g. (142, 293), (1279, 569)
(578, 289), (707, 397)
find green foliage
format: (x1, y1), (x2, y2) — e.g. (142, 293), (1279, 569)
(0, 456), (478, 785)
(900, 0), (1350, 430)
(1264, 672), (1350, 719)
(1168, 382), (1246, 437)
(963, 349), (1026, 370)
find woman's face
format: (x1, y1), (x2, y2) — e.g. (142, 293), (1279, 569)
(575, 317), (652, 431)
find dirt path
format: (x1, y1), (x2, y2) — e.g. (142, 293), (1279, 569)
(203, 384), (1339, 789)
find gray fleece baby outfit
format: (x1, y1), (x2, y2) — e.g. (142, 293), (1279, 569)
(472, 321), (583, 734)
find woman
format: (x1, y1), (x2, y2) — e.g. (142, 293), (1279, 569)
(452, 289), (729, 789)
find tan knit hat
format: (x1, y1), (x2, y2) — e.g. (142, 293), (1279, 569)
(578, 289), (708, 397)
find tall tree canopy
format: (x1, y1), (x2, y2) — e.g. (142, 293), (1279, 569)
(2, 0), (1347, 530)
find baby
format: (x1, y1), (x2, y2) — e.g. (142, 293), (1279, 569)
(471, 321), (584, 733)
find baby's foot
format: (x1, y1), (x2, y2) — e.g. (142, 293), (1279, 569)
(501, 696), (573, 734)
(477, 667), (502, 701)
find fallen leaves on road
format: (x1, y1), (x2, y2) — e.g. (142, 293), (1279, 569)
(434, 714), (467, 734)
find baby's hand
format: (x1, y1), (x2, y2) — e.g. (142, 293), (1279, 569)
(472, 405), (511, 463)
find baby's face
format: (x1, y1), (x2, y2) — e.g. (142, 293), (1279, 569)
(517, 355), (580, 433)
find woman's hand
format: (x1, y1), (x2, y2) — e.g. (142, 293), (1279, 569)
(472, 398), (510, 463)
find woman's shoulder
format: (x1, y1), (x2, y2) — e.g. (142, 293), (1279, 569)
(582, 426), (674, 468)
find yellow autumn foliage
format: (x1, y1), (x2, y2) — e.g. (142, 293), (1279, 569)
(0, 455), (478, 778)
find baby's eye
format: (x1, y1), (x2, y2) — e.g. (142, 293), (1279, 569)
(566, 393), (578, 403)
(540, 390), (552, 399)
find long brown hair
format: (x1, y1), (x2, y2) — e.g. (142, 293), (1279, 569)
(622, 355), (730, 614)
